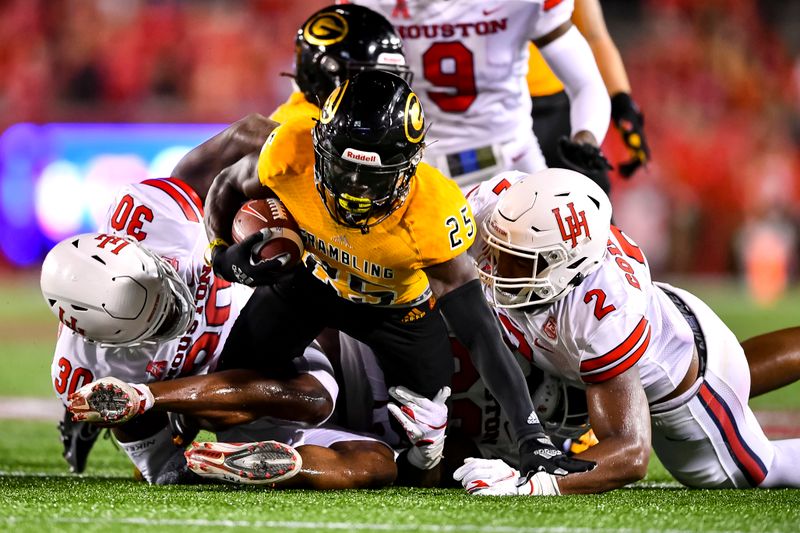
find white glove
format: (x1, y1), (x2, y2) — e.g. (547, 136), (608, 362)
(68, 377), (154, 425)
(387, 385), (450, 470)
(453, 458), (561, 496)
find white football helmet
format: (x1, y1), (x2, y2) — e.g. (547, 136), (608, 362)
(480, 168), (612, 308)
(40, 233), (194, 347)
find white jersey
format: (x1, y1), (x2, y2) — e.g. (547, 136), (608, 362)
(51, 178), (252, 405)
(353, 0), (573, 186)
(464, 173), (800, 489)
(468, 172), (696, 402)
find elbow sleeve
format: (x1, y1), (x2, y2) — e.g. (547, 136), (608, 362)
(540, 25), (611, 144)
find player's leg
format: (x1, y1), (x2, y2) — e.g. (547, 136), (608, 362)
(58, 409), (102, 473)
(216, 266), (331, 371)
(340, 299), (454, 399)
(651, 287), (800, 488)
(111, 411), (196, 485)
(281, 441), (396, 489)
(189, 427), (396, 489)
(741, 327), (800, 397)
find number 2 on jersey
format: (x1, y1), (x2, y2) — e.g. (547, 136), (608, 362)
(423, 42), (477, 112)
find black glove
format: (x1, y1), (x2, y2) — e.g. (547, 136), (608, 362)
(557, 136), (613, 195)
(518, 431), (596, 481)
(611, 92), (651, 178)
(211, 230), (286, 286)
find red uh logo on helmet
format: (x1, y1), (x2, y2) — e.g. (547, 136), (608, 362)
(552, 202), (590, 248)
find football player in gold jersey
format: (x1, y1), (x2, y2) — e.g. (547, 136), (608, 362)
(54, 4), (416, 482)
(171, 4), (412, 201)
(205, 70), (595, 483)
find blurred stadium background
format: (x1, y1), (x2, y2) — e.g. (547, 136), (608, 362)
(1, 2), (800, 530)
(0, 0), (797, 405)
(1, 0), (800, 303)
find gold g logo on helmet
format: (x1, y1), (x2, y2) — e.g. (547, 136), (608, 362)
(303, 12), (349, 46)
(320, 80), (349, 125)
(404, 92), (424, 143)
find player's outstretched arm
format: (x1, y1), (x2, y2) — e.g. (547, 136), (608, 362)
(534, 20), (610, 150)
(68, 369), (334, 429)
(572, 0), (650, 177)
(741, 326), (800, 397)
(424, 254), (595, 479)
(171, 114), (278, 201)
(556, 369), (651, 494)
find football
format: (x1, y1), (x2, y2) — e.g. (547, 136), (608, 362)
(231, 198), (304, 269)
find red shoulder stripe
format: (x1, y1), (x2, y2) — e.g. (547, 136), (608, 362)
(165, 177), (204, 216)
(544, 0), (565, 11)
(582, 326), (650, 383)
(580, 317), (648, 373)
(142, 179), (200, 222)
(498, 314), (533, 361)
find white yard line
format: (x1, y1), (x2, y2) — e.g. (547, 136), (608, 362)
(0, 397), (62, 420)
(0, 516), (709, 533)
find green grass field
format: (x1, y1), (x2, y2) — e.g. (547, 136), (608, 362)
(2, 277), (800, 532)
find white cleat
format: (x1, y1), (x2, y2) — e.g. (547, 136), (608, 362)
(185, 441), (303, 485)
(68, 377), (146, 425)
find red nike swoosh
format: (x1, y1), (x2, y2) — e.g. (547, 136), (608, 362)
(511, 151), (527, 163)
(534, 338), (554, 353)
(482, 6), (502, 16)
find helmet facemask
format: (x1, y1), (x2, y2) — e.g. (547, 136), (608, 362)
(313, 126), (421, 232)
(480, 218), (594, 309)
(125, 247), (194, 346)
(99, 243), (194, 348)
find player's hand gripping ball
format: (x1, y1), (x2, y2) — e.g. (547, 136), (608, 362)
(231, 198), (304, 269)
(213, 198), (304, 286)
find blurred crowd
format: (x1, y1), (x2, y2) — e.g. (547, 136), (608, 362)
(1, 0), (799, 282)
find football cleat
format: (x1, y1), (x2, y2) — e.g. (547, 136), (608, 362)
(58, 407), (102, 473)
(68, 377), (152, 425)
(185, 441), (302, 485)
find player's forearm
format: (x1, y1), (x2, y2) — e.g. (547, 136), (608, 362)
(147, 370), (333, 429)
(171, 113), (277, 201)
(437, 280), (539, 444)
(555, 438), (649, 494)
(588, 37), (631, 96)
(204, 154), (262, 244)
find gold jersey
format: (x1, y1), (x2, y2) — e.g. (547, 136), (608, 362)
(527, 43), (565, 97)
(257, 117), (476, 307)
(269, 91), (320, 124)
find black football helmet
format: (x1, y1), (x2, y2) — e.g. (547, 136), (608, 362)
(313, 70), (426, 232)
(295, 4), (412, 106)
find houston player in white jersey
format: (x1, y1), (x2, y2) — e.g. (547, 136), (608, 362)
(40, 180), (395, 487)
(345, 0), (610, 188)
(452, 168), (800, 495)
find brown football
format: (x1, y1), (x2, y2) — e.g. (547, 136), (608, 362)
(231, 198), (304, 269)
